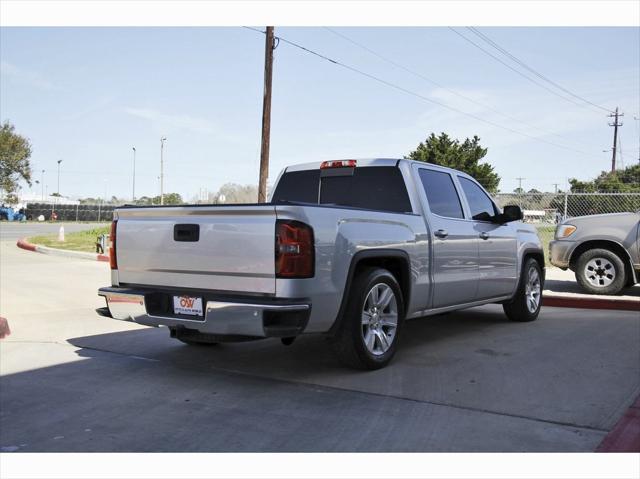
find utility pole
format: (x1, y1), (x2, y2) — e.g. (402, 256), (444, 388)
(608, 107), (623, 172)
(516, 177), (525, 192)
(132, 147), (136, 202)
(553, 183), (559, 194)
(160, 137), (167, 205)
(258, 26), (275, 203)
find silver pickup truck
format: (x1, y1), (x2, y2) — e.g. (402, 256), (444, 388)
(98, 159), (545, 369)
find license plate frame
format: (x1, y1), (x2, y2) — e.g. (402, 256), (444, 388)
(172, 295), (204, 317)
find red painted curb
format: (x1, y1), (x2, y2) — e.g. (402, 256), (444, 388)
(16, 237), (109, 262)
(16, 238), (37, 252)
(596, 395), (640, 452)
(543, 295), (640, 312)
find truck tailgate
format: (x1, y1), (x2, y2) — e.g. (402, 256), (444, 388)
(115, 205), (277, 294)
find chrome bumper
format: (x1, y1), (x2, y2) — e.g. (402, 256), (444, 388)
(98, 287), (310, 338)
(548, 240), (574, 269)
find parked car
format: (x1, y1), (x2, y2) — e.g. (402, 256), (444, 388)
(549, 212), (640, 295)
(98, 159), (544, 369)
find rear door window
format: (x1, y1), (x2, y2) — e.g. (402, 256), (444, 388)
(418, 169), (464, 219)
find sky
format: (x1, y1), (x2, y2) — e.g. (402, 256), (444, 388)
(1, 26), (639, 201)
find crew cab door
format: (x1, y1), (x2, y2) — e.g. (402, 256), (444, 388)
(457, 176), (518, 299)
(415, 167), (479, 308)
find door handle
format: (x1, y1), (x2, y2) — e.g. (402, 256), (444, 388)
(434, 229), (449, 239)
(479, 232), (490, 240)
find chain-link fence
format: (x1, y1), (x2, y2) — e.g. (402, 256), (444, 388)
(24, 203), (116, 222)
(494, 192), (640, 263)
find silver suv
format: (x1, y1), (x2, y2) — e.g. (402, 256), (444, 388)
(549, 212), (640, 295)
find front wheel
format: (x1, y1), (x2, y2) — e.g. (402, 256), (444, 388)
(331, 268), (404, 370)
(574, 248), (626, 295)
(503, 258), (543, 322)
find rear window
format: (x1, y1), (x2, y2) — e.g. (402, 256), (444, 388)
(271, 166), (412, 214)
(271, 170), (320, 204)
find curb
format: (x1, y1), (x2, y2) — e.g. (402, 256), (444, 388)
(596, 394), (640, 452)
(543, 293), (639, 312)
(17, 238), (110, 262)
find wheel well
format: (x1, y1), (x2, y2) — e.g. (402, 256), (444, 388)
(569, 240), (634, 285)
(522, 251), (545, 281)
(353, 256), (411, 312)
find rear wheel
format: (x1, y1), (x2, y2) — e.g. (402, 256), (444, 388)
(331, 268), (404, 370)
(503, 258), (543, 322)
(575, 248), (626, 295)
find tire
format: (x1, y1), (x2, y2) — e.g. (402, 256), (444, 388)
(171, 328), (218, 346)
(331, 267), (404, 370)
(574, 248), (626, 295)
(503, 258), (543, 322)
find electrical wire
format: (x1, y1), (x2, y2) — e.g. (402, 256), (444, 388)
(243, 26), (600, 158)
(466, 27), (613, 114)
(449, 27), (607, 115)
(324, 27), (594, 151)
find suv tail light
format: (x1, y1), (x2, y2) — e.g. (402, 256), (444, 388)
(109, 220), (118, 270)
(275, 220), (314, 278)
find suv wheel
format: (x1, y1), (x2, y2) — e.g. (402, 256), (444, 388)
(331, 267), (404, 370)
(503, 258), (543, 322)
(575, 248), (626, 295)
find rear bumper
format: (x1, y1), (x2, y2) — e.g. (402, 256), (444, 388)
(98, 287), (311, 338)
(548, 240), (574, 269)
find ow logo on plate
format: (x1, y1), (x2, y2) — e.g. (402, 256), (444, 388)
(179, 297), (195, 308)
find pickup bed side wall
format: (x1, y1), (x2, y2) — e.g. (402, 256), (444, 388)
(274, 205), (430, 334)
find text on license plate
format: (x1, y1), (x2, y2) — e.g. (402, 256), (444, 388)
(173, 295), (204, 316)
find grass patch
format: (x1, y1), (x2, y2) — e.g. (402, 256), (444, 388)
(535, 225), (556, 266)
(29, 226), (110, 253)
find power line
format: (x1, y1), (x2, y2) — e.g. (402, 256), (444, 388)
(448, 27), (608, 115)
(324, 27), (595, 151)
(466, 27), (613, 114)
(243, 27), (600, 158)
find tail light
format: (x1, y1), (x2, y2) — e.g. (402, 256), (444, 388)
(109, 220), (118, 270)
(320, 160), (357, 169)
(275, 220), (314, 278)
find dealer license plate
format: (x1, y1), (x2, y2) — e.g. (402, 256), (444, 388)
(172, 295), (204, 317)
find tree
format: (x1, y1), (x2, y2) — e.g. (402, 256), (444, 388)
(569, 164), (640, 193)
(0, 121), (32, 203)
(212, 183), (259, 204)
(406, 132), (500, 192)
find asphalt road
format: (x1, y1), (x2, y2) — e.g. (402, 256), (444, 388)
(0, 222), (106, 241)
(1, 233), (639, 452)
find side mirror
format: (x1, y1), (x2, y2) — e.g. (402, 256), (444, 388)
(501, 205), (523, 223)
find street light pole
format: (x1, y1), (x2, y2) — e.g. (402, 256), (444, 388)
(41, 170), (45, 200)
(160, 137), (167, 205)
(56, 159), (63, 195)
(132, 147), (136, 202)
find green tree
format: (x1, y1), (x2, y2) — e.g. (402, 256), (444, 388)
(406, 132), (500, 192)
(569, 164), (640, 193)
(0, 121), (32, 203)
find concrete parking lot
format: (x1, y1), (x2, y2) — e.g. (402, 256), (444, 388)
(1, 224), (639, 452)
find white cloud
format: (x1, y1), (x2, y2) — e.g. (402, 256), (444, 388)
(0, 61), (56, 91)
(124, 107), (220, 135)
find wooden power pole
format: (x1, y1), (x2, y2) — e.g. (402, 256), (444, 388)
(608, 107), (623, 173)
(258, 26), (275, 203)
